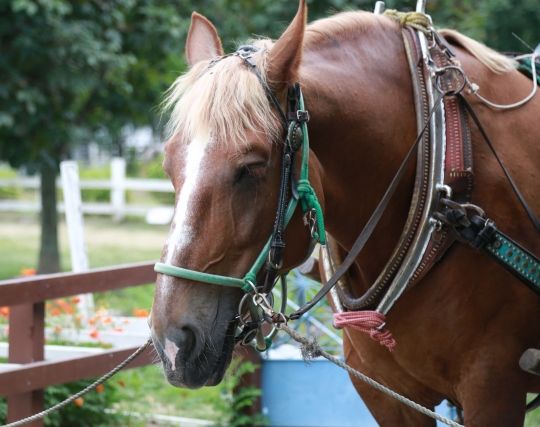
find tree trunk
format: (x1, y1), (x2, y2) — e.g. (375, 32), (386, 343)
(38, 160), (60, 274)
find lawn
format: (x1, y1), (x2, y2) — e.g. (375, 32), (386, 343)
(0, 212), (235, 425)
(0, 212), (163, 313)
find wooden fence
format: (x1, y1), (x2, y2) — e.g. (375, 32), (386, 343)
(0, 262), (157, 426)
(0, 158), (173, 220)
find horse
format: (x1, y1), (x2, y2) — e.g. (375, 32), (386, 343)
(149, 2), (540, 425)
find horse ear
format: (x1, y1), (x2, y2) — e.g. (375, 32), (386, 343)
(266, 0), (307, 90)
(185, 12), (224, 66)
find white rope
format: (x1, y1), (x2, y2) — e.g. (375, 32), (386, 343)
(1, 339), (151, 427)
(279, 324), (464, 427)
(466, 52), (538, 110)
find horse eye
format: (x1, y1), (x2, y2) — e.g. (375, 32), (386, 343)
(234, 162), (267, 184)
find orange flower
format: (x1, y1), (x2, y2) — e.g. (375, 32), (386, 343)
(71, 297), (81, 304)
(95, 384), (105, 393)
(0, 307), (9, 318)
(113, 327), (124, 332)
(88, 317), (96, 325)
(53, 325), (62, 334)
(89, 329), (99, 339)
(20, 268), (36, 276)
(74, 397), (84, 407)
(103, 316), (112, 324)
(133, 308), (149, 318)
(117, 380), (125, 388)
(50, 307), (61, 317)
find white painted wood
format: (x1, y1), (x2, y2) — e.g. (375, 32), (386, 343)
(60, 161), (94, 317)
(0, 168), (174, 220)
(111, 157), (126, 221)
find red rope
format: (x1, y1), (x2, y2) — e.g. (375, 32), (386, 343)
(333, 311), (397, 351)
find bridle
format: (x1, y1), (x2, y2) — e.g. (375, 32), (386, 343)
(155, 45), (326, 350)
(155, 21), (540, 352)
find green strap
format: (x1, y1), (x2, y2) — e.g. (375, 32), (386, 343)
(296, 92), (327, 245)
(484, 232), (540, 291)
(154, 263), (250, 290)
(517, 57), (540, 85)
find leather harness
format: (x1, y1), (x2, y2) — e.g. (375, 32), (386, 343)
(155, 11), (540, 351)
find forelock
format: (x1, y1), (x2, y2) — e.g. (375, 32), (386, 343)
(162, 39), (279, 148)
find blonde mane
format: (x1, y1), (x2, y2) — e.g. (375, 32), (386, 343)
(163, 12), (516, 147)
(439, 29), (516, 74)
(162, 39), (278, 147)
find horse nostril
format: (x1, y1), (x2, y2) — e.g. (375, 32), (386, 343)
(165, 323), (201, 363)
(181, 325), (196, 356)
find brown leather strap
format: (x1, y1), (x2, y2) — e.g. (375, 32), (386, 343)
(289, 97), (443, 320)
(459, 96), (540, 233)
(336, 27), (434, 310)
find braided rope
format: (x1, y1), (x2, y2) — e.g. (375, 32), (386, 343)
(383, 10), (431, 34)
(333, 311), (397, 351)
(279, 324), (464, 427)
(1, 339), (152, 427)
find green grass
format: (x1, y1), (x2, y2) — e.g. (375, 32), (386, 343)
(0, 212), (165, 314)
(112, 365), (224, 421)
(0, 212), (233, 422)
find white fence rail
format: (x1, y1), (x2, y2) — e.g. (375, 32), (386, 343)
(0, 158), (174, 221)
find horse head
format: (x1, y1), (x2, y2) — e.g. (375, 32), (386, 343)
(150, 1), (322, 388)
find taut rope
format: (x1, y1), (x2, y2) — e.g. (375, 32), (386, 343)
(279, 324), (464, 427)
(1, 339), (151, 427)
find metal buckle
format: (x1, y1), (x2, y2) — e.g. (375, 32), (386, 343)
(296, 110), (310, 122)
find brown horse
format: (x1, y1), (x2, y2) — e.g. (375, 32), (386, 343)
(150, 2), (540, 425)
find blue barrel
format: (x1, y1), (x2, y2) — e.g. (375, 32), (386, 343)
(261, 358), (454, 427)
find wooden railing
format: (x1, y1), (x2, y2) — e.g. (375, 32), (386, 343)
(0, 262), (157, 427)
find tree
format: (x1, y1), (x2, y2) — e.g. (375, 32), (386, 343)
(1, 0), (537, 274)
(0, 0), (183, 272)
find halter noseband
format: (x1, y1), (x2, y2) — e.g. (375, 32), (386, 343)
(154, 46), (326, 350)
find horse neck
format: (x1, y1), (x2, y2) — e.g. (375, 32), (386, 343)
(301, 22), (418, 284)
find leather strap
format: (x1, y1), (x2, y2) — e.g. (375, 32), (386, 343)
(459, 96), (540, 233)
(289, 97), (443, 320)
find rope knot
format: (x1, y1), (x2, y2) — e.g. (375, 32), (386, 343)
(383, 10), (431, 34)
(333, 311), (397, 351)
(296, 179), (327, 244)
(300, 336), (322, 361)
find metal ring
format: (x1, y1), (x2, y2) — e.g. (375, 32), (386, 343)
(237, 293), (253, 326)
(241, 328), (258, 346)
(435, 65), (467, 96)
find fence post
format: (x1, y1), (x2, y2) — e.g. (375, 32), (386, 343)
(7, 303), (45, 427)
(60, 160), (93, 317)
(111, 157), (126, 222)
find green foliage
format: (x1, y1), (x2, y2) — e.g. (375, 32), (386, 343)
(137, 154), (174, 205)
(214, 359), (267, 427)
(0, 380), (125, 427)
(0, 0), (184, 171)
(79, 165), (110, 202)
